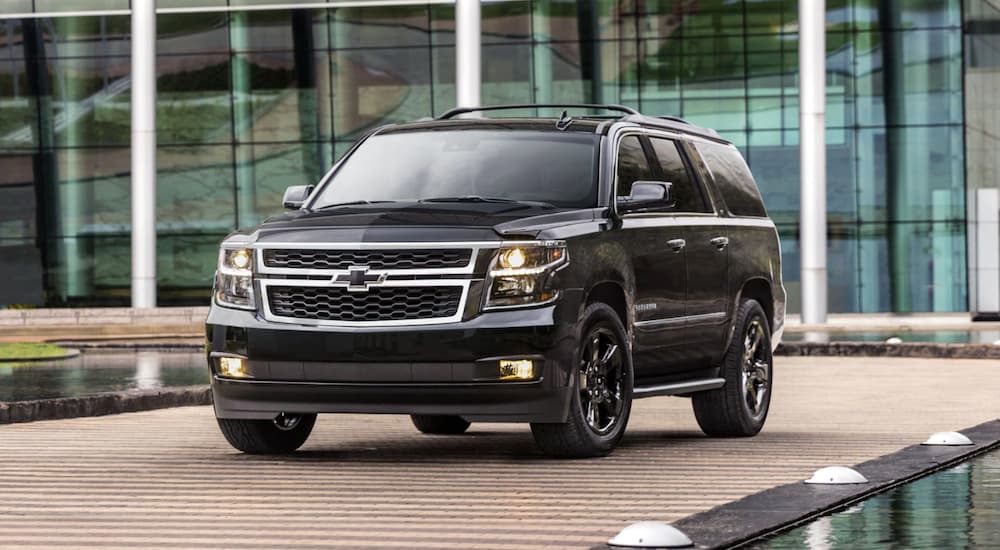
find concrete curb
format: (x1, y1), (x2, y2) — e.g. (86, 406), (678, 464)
(0, 348), (81, 363)
(777, 341), (1000, 359)
(0, 386), (212, 425)
(52, 342), (204, 351)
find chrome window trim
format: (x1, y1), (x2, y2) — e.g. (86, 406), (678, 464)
(620, 215), (775, 229)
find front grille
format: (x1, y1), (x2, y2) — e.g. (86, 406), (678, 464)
(268, 286), (463, 322)
(263, 249), (472, 271)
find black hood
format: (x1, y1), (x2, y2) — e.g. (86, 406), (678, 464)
(261, 201), (559, 230)
(246, 202), (598, 244)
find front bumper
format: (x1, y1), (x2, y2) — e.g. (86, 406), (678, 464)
(206, 292), (582, 422)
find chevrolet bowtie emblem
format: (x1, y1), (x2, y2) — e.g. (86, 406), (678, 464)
(333, 266), (388, 292)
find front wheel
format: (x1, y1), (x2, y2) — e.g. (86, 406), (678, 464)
(531, 302), (633, 458)
(217, 413), (317, 454)
(692, 299), (773, 437)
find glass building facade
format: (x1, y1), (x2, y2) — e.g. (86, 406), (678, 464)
(0, 0), (993, 313)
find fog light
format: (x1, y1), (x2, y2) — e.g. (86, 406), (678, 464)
(499, 359), (534, 380)
(218, 356), (249, 379)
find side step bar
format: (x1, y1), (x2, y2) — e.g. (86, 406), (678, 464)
(633, 378), (725, 399)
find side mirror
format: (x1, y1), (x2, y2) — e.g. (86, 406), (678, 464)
(617, 181), (672, 212)
(282, 185), (314, 210)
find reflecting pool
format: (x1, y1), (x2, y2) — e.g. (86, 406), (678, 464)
(0, 351), (208, 402)
(756, 450), (1000, 549)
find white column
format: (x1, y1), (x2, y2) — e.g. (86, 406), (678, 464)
(798, 0), (827, 324)
(974, 189), (1000, 316)
(131, 0), (157, 308)
(455, 0), (481, 109)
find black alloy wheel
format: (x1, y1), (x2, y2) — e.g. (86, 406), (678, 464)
(692, 298), (773, 437)
(578, 326), (627, 436)
(531, 302), (633, 458)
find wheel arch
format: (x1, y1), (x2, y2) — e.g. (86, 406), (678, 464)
(737, 278), (774, 331)
(725, 278), (774, 350)
(584, 281), (630, 329)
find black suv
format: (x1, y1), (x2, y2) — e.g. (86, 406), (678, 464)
(206, 104), (785, 458)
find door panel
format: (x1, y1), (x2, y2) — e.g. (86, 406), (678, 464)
(624, 218), (687, 379)
(683, 222), (729, 363)
(614, 134), (687, 379)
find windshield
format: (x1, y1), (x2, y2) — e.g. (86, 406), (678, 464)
(311, 129), (599, 209)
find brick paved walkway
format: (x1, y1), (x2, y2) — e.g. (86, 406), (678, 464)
(1, 357), (998, 549)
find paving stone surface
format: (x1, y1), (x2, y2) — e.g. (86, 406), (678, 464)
(0, 356), (998, 549)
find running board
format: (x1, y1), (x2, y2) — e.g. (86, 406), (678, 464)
(633, 378), (725, 398)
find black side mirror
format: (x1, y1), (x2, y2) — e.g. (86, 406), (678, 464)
(617, 181), (672, 212)
(282, 185), (314, 210)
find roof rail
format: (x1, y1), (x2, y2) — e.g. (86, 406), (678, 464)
(437, 103), (640, 119)
(658, 115), (691, 125)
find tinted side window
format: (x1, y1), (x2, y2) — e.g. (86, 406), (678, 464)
(648, 137), (710, 213)
(694, 141), (768, 217)
(616, 135), (655, 198)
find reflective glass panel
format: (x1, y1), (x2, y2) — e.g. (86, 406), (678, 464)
(157, 53), (231, 145)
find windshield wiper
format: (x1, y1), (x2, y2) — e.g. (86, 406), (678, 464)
(311, 200), (396, 211)
(420, 196), (554, 208)
(421, 195), (518, 203)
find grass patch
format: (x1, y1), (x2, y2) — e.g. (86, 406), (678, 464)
(0, 343), (69, 361)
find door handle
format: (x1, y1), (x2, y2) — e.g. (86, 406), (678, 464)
(667, 238), (686, 253)
(710, 236), (729, 250)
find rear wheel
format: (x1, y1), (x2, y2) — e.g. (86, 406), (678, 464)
(217, 413), (316, 454)
(531, 302), (633, 458)
(692, 299), (772, 437)
(411, 415), (471, 434)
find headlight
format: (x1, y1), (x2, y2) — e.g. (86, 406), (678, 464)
(214, 247), (255, 310)
(484, 242), (568, 309)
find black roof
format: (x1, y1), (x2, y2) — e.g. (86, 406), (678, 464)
(379, 104), (727, 143)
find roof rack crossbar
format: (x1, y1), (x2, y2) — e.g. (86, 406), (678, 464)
(438, 103), (640, 119)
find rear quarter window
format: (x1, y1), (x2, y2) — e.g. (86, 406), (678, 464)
(694, 141), (768, 218)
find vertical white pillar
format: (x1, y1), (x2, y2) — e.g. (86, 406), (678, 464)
(131, 0), (157, 308)
(931, 189), (955, 311)
(974, 189), (1000, 316)
(799, 0), (827, 324)
(455, 0), (481, 109)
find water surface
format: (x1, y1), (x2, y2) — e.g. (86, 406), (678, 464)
(0, 351), (208, 402)
(756, 450), (1000, 549)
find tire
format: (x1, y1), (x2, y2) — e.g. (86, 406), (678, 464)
(411, 415), (471, 434)
(531, 302), (633, 458)
(217, 413), (317, 454)
(692, 299), (773, 437)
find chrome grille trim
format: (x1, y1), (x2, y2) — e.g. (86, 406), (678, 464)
(259, 279), (471, 327)
(268, 284), (464, 323)
(263, 248), (473, 271)
(252, 241), (489, 277)
(255, 243), (495, 327)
